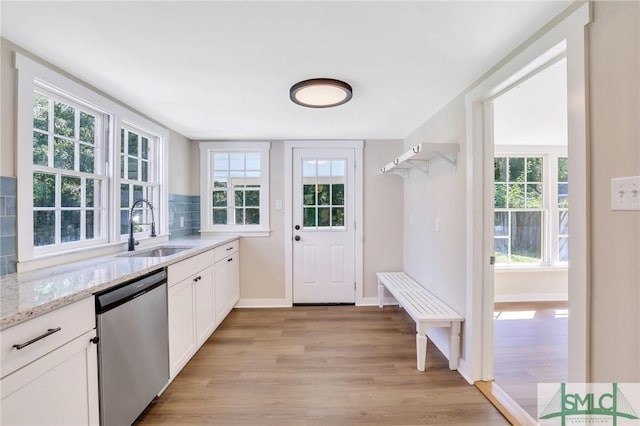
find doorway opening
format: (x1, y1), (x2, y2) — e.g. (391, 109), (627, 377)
(489, 56), (569, 418)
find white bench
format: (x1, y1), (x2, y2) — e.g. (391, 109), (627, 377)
(377, 272), (464, 372)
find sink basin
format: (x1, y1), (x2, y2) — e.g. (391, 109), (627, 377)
(121, 246), (193, 258)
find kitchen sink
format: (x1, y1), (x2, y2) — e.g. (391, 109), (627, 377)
(120, 246), (193, 258)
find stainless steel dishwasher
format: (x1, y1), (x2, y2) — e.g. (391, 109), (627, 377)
(95, 269), (169, 426)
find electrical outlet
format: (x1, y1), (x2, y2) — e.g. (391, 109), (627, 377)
(611, 176), (640, 211)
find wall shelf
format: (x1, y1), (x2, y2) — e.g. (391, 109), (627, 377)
(379, 143), (459, 178)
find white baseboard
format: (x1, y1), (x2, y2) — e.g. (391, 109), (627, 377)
(235, 298), (291, 308)
(357, 296), (399, 307)
(494, 293), (568, 303)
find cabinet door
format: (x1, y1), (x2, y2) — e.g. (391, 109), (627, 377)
(1, 330), (99, 426)
(168, 277), (196, 379)
(215, 253), (240, 326)
(195, 265), (216, 346)
(214, 258), (228, 326)
(228, 252), (240, 306)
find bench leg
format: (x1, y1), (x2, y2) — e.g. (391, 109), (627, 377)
(449, 322), (461, 370)
(416, 333), (427, 372)
(378, 282), (384, 308)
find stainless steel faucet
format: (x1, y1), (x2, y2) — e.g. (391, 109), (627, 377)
(128, 199), (157, 251)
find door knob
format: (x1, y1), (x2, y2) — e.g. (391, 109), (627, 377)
(294, 235), (301, 241)
(294, 225), (300, 230)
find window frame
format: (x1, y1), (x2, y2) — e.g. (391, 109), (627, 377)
(199, 141), (271, 236)
(30, 86), (110, 256)
(493, 147), (568, 269)
(118, 124), (162, 240)
(15, 53), (169, 270)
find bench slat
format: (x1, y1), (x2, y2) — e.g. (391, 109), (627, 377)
(377, 272), (463, 321)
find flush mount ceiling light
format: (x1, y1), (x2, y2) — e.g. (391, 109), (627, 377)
(290, 78), (353, 108)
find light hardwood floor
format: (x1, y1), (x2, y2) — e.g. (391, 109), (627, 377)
(136, 306), (508, 426)
(493, 301), (568, 419)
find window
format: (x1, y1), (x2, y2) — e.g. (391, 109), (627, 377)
(557, 157), (569, 262)
(494, 154), (568, 266)
(494, 156), (544, 264)
(200, 142), (270, 235)
(119, 127), (160, 236)
(16, 53), (168, 267)
(31, 88), (107, 254)
(302, 159), (346, 229)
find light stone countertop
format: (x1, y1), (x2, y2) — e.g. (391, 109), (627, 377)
(0, 236), (238, 330)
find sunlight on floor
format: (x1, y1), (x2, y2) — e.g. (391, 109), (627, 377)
(494, 310), (537, 320)
(555, 309), (569, 318)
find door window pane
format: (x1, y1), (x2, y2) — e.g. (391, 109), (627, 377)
(303, 208), (316, 227)
(332, 207), (344, 227)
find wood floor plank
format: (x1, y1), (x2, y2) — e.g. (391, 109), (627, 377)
(136, 306), (508, 426)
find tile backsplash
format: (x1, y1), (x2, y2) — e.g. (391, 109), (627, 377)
(168, 194), (201, 239)
(0, 177), (17, 276)
(0, 186), (199, 276)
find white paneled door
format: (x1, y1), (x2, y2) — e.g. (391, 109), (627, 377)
(292, 148), (355, 304)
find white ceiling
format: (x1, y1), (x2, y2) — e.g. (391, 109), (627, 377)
(1, 1), (570, 141)
(494, 58), (568, 147)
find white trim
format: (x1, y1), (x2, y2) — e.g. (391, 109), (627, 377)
(494, 293), (568, 303)
(235, 298), (291, 308)
(283, 140), (364, 306)
(464, 3), (591, 383)
(14, 53), (169, 270)
(198, 141), (271, 235)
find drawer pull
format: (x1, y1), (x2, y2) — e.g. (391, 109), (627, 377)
(227, 257), (233, 262)
(226, 246), (234, 251)
(13, 327), (62, 350)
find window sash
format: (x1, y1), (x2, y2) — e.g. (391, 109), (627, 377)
(199, 141), (270, 235)
(494, 153), (568, 267)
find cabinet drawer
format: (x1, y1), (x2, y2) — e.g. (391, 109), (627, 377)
(1, 297), (95, 379)
(168, 250), (213, 286)
(214, 240), (239, 262)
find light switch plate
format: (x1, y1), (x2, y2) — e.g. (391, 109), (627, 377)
(611, 176), (640, 211)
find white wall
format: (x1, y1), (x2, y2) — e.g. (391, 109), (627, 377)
(494, 269), (567, 302)
(363, 140), (405, 299)
(588, 0), (640, 382)
(403, 93), (468, 371)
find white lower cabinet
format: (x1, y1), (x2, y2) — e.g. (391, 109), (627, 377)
(0, 298), (99, 426)
(195, 265), (216, 346)
(167, 240), (239, 380)
(214, 243), (240, 326)
(167, 274), (197, 379)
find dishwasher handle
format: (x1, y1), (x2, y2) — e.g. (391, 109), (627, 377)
(96, 269), (167, 314)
